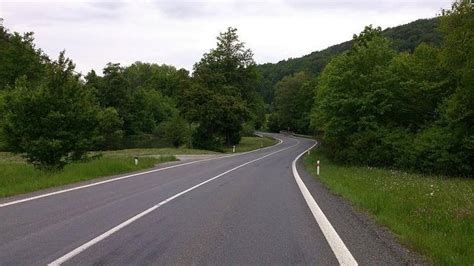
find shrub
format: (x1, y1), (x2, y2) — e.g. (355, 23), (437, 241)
(1, 53), (102, 169)
(160, 115), (190, 148)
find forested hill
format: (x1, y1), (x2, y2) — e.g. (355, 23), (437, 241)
(257, 17), (440, 103)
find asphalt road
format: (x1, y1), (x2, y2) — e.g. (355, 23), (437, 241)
(0, 134), (417, 265)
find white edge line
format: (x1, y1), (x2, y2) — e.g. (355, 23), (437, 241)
(0, 136), (283, 208)
(48, 138), (298, 265)
(291, 140), (358, 266)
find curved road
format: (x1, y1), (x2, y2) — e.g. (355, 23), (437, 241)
(0, 134), (414, 265)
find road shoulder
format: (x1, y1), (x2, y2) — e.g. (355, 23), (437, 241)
(295, 153), (427, 265)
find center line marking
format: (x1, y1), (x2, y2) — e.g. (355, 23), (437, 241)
(48, 139), (299, 265)
(0, 137), (283, 208)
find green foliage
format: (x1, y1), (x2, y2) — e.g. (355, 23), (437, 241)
(270, 71), (313, 133)
(0, 91), (6, 150)
(0, 27), (47, 90)
(222, 136), (278, 153)
(241, 121), (256, 137)
(256, 18), (441, 104)
(96, 107), (124, 150)
(192, 125), (223, 151)
(184, 84), (248, 149)
(310, 2), (473, 177)
(85, 62), (181, 138)
(1, 53), (102, 169)
(311, 29), (399, 163)
(435, 0), (474, 176)
(128, 88), (177, 134)
(384, 18), (441, 52)
(123, 62), (190, 98)
(159, 114), (190, 148)
(187, 27), (262, 149)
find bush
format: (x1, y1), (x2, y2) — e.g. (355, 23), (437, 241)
(192, 126), (223, 152)
(267, 113), (281, 133)
(1, 53), (102, 169)
(241, 122), (256, 137)
(159, 115), (190, 148)
(411, 126), (473, 176)
(119, 134), (170, 149)
(96, 107), (124, 150)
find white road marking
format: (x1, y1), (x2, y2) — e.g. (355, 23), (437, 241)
(292, 141), (358, 265)
(48, 139), (298, 265)
(0, 137), (283, 208)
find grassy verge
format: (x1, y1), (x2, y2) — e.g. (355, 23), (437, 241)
(223, 136), (278, 153)
(0, 137), (276, 199)
(0, 153), (175, 198)
(303, 148), (474, 265)
(98, 147), (219, 157)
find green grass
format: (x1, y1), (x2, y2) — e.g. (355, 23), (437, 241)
(0, 154), (175, 198)
(98, 147), (219, 157)
(223, 136), (278, 153)
(0, 137), (276, 199)
(304, 148), (474, 265)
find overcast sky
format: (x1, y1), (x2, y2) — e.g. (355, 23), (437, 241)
(0, 0), (451, 74)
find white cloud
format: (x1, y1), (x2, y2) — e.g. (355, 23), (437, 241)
(0, 0), (451, 74)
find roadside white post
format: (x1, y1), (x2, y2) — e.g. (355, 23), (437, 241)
(134, 156), (138, 166)
(233, 145), (236, 153)
(308, 150), (311, 155)
(317, 160), (320, 176)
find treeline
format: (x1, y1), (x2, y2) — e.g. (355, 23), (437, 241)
(257, 17), (441, 104)
(0, 25), (264, 169)
(270, 0), (473, 177)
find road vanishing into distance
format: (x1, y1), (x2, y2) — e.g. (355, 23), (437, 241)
(0, 134), (415, 265)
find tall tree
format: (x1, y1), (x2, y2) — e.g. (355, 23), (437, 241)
(187, 27), (261, 148)
(311, 26), (401, 164)
(0, 26), (47, 90)
(85, 63), (179, 137)
(123, 62), (191, 98)
(269, 72), (312, 133)
(428, 0), (474, 175)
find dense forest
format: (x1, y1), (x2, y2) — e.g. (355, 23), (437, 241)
(269, 0), (473, 177)
(257, 18), (441, 103)
(0, 25), (264, 169)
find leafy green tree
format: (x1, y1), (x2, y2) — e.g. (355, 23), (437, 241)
(96, 107), (124, 150)
(96, 63), (130, 112)
(0, 26), (46, 90)
(123, 62), (191, 98)
(0, 90), (7, 150)
(310, 3), (473, 176)
(159, 114), (190, 148)
(404, 0), (474, 176)
(271, 72), (312, 133)
(1, 52), (102, 169)
(388, 44), (449, 130)
(311, 27), (400, 164)
(187, 27), (260, 147)
(417, 0), (474, 176)
(128, 88), (177, 134)
(183, 83), (248, 149)
(85, 63), (179, 138)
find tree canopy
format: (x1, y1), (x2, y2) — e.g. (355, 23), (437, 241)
(2, 53), (102, 169)
(185, 27), (264, 149)
(308, 2), (473, 176)
(256, 18), (441, 104)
